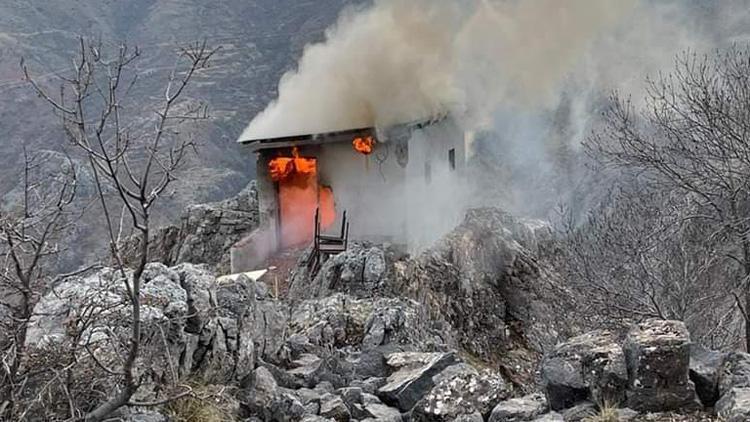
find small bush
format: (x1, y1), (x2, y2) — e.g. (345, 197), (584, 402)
(583, 401), (619, 422)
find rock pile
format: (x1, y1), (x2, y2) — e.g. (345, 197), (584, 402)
(537, 319), (750, 421)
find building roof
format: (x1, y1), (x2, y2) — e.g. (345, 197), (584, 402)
(237, 115), (448, 153)
(238, 127), (375, 153)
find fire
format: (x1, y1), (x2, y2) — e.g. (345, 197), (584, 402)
(268, 147), (336, 247)
(320, 186), (336, 228)
(269, 147), (317, 182)
(353, 136), (376, 155)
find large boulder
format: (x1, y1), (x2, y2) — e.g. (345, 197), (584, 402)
(377, 352), (458, 411)
(690, 344), (726, 407)
(623, 319), (699, 412)
(541, 330), (627, 411)
(719, 352), (750, 397)
(716, 387), (750, 422)
(412, 366), (509, 421)
(488, 393), (548, 422)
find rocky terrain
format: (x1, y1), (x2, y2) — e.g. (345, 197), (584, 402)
(14, 184), (741, 421)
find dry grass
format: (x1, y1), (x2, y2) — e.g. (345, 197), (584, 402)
(583, 401), (619, 422)
(166, 383), (238, 422)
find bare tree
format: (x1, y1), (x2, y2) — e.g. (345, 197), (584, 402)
(584, 46), (750, 350)
(22, 38), (217, 421)
(0, 147), (79, 418)
(551, 174), (742, 349)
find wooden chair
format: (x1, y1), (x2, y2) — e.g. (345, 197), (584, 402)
(307, 208), (349, 273)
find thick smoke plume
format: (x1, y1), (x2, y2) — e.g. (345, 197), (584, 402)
(240, 0), (748, 224)
(240, 0), (636, 141)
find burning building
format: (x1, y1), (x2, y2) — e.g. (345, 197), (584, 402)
(230, 117), (471, 273)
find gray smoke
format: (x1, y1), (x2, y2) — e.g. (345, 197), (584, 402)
(239, 0), (636, 141)
(239, 0), (750, 224)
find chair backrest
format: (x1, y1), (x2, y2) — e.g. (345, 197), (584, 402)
(340, 211), (347, 238)
(314, 208), (320, 250)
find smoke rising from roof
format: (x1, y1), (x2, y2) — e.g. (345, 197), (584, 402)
(239, 0), (636, 141)
(240, 0), (748, 222)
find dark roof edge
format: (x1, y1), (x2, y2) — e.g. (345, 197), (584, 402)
(238, 115), (449, 152)
(238, 126), (374, 145)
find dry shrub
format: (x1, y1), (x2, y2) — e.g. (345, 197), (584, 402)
(166, 383), (238, 422)
(583, 401), (619, 422)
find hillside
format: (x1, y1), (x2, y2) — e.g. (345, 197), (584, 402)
(0, 0), (361, 210)
(0, 0), (362, 266)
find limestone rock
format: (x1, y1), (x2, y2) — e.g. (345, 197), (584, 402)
(560, 402), (596, 421)
(412, 367), (509, 421)
(690, 344), (726, 407)
(288, 244), (393, 301)
(716, 387), (750, 422)
(359, 401), (402, 422)
(541, 330), (627, 410)
(488, 393), (547, 422)
(532, 412), (564, 422)
(719, 352), (750, 397)
(302, 416), (336, 422)
(394, 208), (568, 387)
(319, 394), (351, 422)
(25, 263), (282, 403)
(242, 366), (306, 420)
(623, 319), (699, 412)
(377, 352), (458, 411)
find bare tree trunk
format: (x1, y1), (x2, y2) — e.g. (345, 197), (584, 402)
(743, 237), (750, 352)
(85, 228), (147, 422)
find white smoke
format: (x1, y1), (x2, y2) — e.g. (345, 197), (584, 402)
(239, 0), (638, 141)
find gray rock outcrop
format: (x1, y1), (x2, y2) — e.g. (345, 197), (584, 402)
(123, 181), (259, 273)
(25, 263), (280, 402)
(395, 209), (570, 388)
(288, 243), (395, 301)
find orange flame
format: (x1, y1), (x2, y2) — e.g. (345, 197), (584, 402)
(353, 136), (375, 155)
(269, 147), (317, 182)
(320, 186), (335, 229)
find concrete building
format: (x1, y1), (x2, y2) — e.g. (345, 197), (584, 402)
(231, 117), (470, 272)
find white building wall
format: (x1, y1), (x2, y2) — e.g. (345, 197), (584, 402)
(405, 120), (468, 252)
(317, 142), (408, 245)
